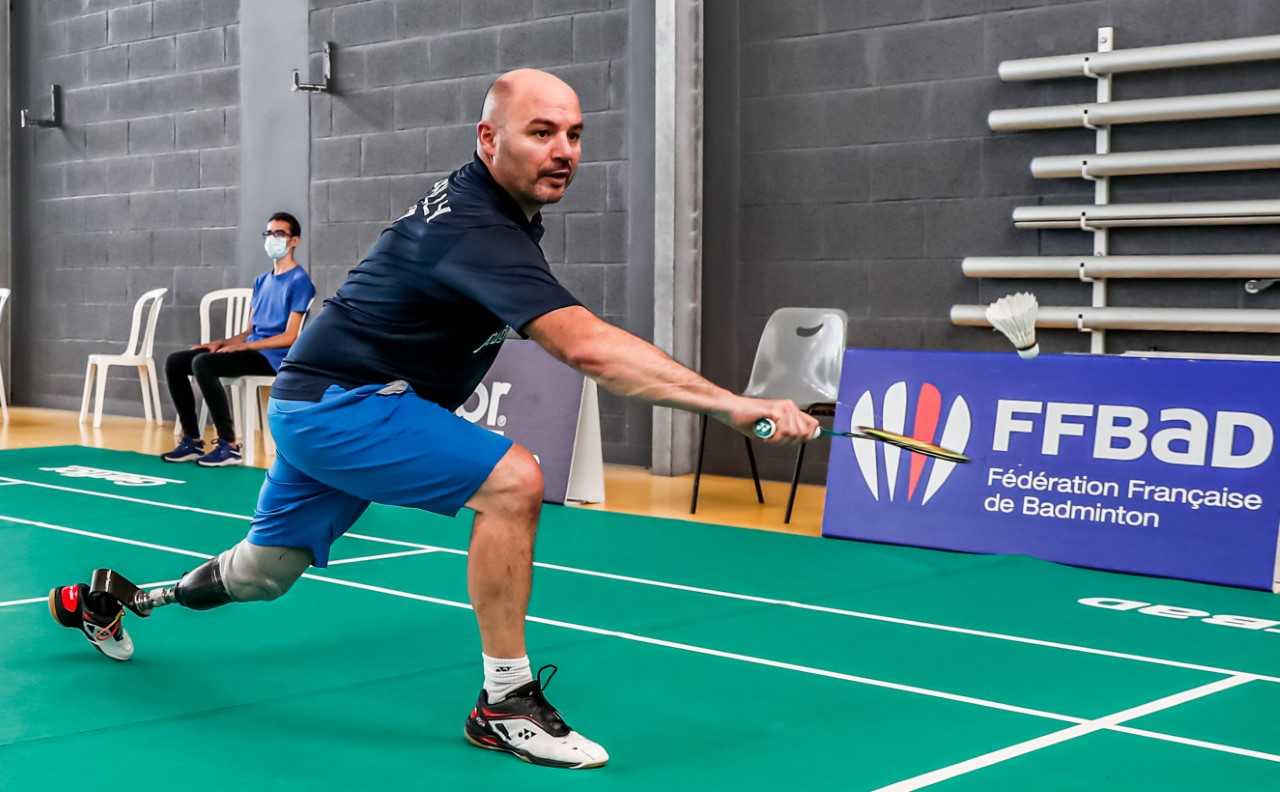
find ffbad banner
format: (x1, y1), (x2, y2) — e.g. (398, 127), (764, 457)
(822, 349), (1280, 591)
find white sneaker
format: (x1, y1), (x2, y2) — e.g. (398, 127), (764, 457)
(464, 665), (609, 769)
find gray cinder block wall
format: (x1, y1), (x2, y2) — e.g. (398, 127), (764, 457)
(703, 0), (1280, 484)
(13, 0), (241, 416)
(304, 0), (638, 461)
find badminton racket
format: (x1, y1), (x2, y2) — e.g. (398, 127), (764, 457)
(753, 418), (970, 464)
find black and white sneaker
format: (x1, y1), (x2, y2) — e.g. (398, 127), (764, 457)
(48, 583), (134, 661)
(464, 665), (608, 769)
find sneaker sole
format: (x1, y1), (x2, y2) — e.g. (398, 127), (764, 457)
(197, 458), (243, 467)
(463, 727), (606, 769)
(47, 588), (131, 663)
(161, 453), (202, 463)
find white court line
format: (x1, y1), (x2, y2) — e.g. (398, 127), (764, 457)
(4, 513), (1277, 769)
(0, 481), (20, 486)
(327, 548), (438, 566)
(873, 675), (1268, 791)
(4, 475), (1280, 686)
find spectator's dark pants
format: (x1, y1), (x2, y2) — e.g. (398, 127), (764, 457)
(166, 349), (275, 443)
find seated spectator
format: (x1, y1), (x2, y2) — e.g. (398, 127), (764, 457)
(162, 211), (317, 467)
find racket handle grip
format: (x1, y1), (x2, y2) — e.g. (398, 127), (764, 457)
(752, 418), (822, 441)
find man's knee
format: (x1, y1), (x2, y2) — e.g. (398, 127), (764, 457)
(190, 351), (217, 378)
(165, 349), (192, 378)
(475, 445), (544, 513)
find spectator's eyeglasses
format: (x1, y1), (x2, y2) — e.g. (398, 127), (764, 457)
(262, 230), (292, 239)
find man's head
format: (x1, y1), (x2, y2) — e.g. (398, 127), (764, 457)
(263, 211), (301, 261)
(475, 69), (583, 217)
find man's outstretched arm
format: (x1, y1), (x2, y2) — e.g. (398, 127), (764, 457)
(526, 306), (817, 445)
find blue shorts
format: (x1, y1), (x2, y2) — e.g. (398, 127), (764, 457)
(247, 382), (513, 567)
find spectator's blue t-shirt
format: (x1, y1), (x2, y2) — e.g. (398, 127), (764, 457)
(272, 155), (581, 410)
(246, 265), (317, 371)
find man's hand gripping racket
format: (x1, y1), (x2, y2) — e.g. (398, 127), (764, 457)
(751, 408), (970, 464)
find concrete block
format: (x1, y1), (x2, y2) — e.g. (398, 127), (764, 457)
(366, 39), (430, 87)
(175, 108), (226, 148)
(983, 3), (1102, 72)
(328, 179), (392, 222)
(42, 19), (71, 55)
(334, 0), (395, 45)
(430, 29), (499, 78)
(225, 24), (239, 64)
(105, 157), (153, 192)
(742, 147), (868, 205)
(539, 213), (565, 263)
(107, 231), (151, 269)
(606, 162), (626, 211)
(870, 17), (984, 84)
(107, 4), (152, 44)
(740, 205), (826, 262)
(535, 0), (607, 16)
(86, 120), (129, 156)
(396, 0), (463, 38)
(128, 116), (175, 154)
(310, 95), (331, 138)
(87, 44), (129, 84)
(572, 9), (626, 62)
(47, 53), (88, 90)
(202, 0), (238, 27)
(922, 197), (1039, 258)
(822, 0), (927, 31)
(741, 94), (826, 151)
(332, 89), (395, 135)
(581, 110), (624, 162)
(566, 212), (626, 263)
(426, 124), (477, 169)
(177, 28), (224, 71)
(84, 195), (131, 231)
(543, 62), (609, 111)
(362, 129), (428, 176)
(312, 136), (361, 179)
(174, 188), (229, 227)
(129, 37), (176, 78)
(153, 0), (204, 35)
(867, 139), (981, 200)
(37, 165), (66, 197)
(462, 0), (533, 28)
(550, 263), (604, 312)
(498, 18), (572, 69)
(151, 228), (200, 267)
(826, 203), (925, 259)
(310, 182), (330, 224)
(199, 148), (238, 187)
(200, 68), (239, 107)
(394, 81), (463, 129)
(740, 0), (822, 41)
(67, 11), (109, 51)
(547, 162), (605, 212)
(199, 228), (237, 268)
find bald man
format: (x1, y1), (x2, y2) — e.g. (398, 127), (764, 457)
(49, 69), (817, 769)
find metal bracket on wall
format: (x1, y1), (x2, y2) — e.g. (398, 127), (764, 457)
(1244, 278), (1278, 294)
(18, 84), (62, 128)
(292, 42), (334, 93)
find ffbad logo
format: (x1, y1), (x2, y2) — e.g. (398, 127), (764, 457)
(851, 382), (971, 505)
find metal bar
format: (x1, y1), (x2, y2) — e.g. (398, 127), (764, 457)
(1012, 199), (1280, 228)
(999, 34), (1280, 81)
(1032, 144), (1280, 179)
(988, 89), (1280, 132)
(1089, 27), (1112, 354)
(962, 256), (1280, 279)
(952, 305), (1280, 333)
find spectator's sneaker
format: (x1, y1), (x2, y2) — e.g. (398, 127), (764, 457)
(196, 439), (242, 467)
(161, 436), (206, 463)
(464, 665), (608, 769)
(48, 583), (134, 662)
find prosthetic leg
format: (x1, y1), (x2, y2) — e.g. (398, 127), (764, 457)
(50, 542), (313, 659)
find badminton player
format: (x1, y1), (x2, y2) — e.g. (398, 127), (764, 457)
(49, 68), (818, 769)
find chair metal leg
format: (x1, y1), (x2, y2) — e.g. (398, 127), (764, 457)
(79, 361), (95, 424)
(690, 414), (708, 514)
(744, 436), (764, 504)
(784, 441), (807, 524)
(242, 381), (256, 464)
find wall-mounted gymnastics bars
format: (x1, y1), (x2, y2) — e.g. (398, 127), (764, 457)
(953, 31), (1280, 353)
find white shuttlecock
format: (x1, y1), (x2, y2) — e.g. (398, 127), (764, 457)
(986, 292), (1040, 360)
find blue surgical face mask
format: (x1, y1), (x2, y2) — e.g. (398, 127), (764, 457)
(264, 235), (289, 260)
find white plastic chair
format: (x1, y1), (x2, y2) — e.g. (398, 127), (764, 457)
(0, 288), (10, 423)
(690, 307), (848, 524)
(239, 296), (316, 464)
(79, 288), (167, 428)
(173, 288), (254, 438)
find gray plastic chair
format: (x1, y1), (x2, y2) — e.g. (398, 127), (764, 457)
(691, 307), (848, 523)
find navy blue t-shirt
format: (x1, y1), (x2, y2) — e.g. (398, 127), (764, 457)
(272, 156), (581, 409)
